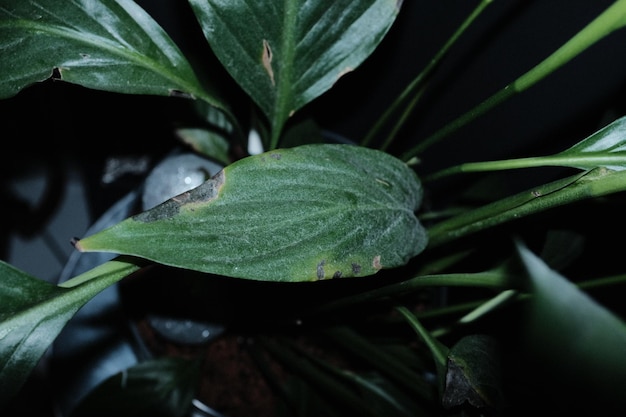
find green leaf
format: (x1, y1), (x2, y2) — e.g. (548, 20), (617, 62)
(76, 144), (428, 282)
(558, 115), (626, 171)
(428, 168), (626, 248)
(70, 357), (201, 417)
(175, 127), (231, 166)
(0, 0), (222, 108)
(516, 240), (626, 404)
(189, 0), (401, 148)
(442, 334), (504, 411)
(0, 258), (141, 409)
(426, 116), (626, 180)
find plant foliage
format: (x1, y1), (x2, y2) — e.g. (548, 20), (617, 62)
(1, 0), (626, 415)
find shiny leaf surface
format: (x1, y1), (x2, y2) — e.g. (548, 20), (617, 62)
(0, 0), (221, 107)
(0, 258), (141, 409)
(189, 0), (401, 144)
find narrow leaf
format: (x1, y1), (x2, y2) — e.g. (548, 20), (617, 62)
(428, 168), (626, 248)
(76, 144), (428, 282)
(426, 116), (626, 181)
(403, 0), (626, 159)
(0, 258), (142, 409)
(0, 0), (222, 108)
(189, 0), (401, 147)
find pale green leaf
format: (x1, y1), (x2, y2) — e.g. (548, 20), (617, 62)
(76, 144), (427, 282)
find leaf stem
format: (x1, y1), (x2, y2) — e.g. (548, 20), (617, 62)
(362, 0), (494, 148)
(401, 0), (626, 160)
(427, 168), (626, 248)
(424, 154), (626, 182)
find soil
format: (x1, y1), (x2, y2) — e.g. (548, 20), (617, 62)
(135, 319), (283, 417)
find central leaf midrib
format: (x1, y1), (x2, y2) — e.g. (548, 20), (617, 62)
(268, 0), (299, 147)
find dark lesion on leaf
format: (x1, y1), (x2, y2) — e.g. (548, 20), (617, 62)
(317, 260), (325, 280)
(51, 67), (62, 80)
(134, 170), (225, 222)
(169, 89), (194, 99)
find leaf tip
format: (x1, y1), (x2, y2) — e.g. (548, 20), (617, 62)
(71, 237), (84, 252)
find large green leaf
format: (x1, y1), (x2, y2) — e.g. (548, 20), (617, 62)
(516, 241), (626, 406)
(0, 0), (221, 107)
(0, 258), (141, 409)
(76, 144), (427, 282)
(189, 0), (401, 147)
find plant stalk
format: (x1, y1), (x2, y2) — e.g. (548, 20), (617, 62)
(402, 0), (626, 160)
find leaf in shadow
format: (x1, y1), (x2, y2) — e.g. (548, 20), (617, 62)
(516, 239), (626, 410)
(70, 357), (201, 417)
(442, 334), (504, 411)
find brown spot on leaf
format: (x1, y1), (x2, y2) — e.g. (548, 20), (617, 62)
(372, 255), (382, 270)
(333, 271), (343, 279)
(262, 39), (275, 86)
(351, 263), (361, 275)
(71, 237), (82, 250)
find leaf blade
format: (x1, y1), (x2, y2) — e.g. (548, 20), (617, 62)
(0, 0), (221, 107)
(189, 0), (401, 144)
(76, 144), (428, 282)
(0, 258), (141, 409)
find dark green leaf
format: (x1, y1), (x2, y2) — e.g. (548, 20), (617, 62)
(516, 241), (626, 404)
(189, 0), (401, 143)
(0, 259), (141, 409)
(442, 334), (504, 410)
(70, 357), (201, 417)
(0, 0), (222, 108)
(76, 144), (427, 282)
